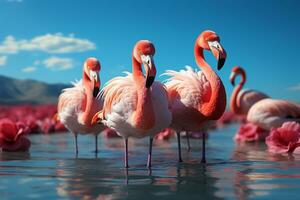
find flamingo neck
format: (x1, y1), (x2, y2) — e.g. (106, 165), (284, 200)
(194, 44), (226, 119)
(82, 72), (95, 126)
(132, 56), (155, 130)
(230, 74), (245, 115)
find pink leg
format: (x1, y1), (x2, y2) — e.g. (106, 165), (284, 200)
(124, 138), (129, 168)
(177, 132), (183, 162)
(147, 137), (153, 168)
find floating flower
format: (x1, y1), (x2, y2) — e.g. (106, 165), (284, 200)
(155, 128), (175, 140)
(0, 118), (31, 152)
(102, 128), (120, 138)
(266, 122), (300, 154)
(234, 122), (267, 142)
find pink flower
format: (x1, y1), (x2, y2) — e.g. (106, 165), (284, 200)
(234, 123), (267, 142)
(155, 128), (175, 140)
(266, 122), (300, 154)
(0, 118), (31, 151)
(102, 128), (120, 138)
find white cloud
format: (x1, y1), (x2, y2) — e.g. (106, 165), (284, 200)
(0, 56), (7, 66)
(43, 56), (74, 71)
(288, 84), (300, 91)
(22, 66), (36, 73)
(0, 33), (96, 54)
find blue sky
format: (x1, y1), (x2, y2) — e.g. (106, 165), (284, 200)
(0, 0), (299, 102)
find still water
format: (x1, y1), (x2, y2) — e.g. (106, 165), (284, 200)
(0, 124), (300, 200)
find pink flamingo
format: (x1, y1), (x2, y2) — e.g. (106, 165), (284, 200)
(164, 30), (227, 163)
(57, 58), (105, 155)
(92, 40), (172, 168)
(230, 66), (268, 117)
(247, 98), (300, 131)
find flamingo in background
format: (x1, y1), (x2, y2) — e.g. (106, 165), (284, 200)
(57, 58), (105, 155)
(92, 40), (172, 168)
(230, 66), (268, 117)
(247, 98), (300, 131)
(164, 30), (227, 163)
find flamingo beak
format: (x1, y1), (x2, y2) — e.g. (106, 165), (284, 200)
(143, 56), (156, 88)
(90, 70), (100, 98)
(230, 72), (236, 86)
(209, 41), (227, 70)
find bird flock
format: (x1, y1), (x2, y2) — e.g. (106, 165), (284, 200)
(1, 30), (300, 167)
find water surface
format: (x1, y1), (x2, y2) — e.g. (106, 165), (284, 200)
(1, 124), (300, 199)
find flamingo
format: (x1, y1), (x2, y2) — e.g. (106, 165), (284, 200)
(164, 30), (227, 163)
(247, 98), (300, 131)
(230, 66), (268, 117)
(57, 57), (105, 155)
(92, 40), (172, 168)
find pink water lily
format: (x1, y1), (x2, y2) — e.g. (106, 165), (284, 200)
(234, 122), (268, 142)
(155, 128), (175, 140)
(266, 122), (300, 154)
(0, 118), (31, 152)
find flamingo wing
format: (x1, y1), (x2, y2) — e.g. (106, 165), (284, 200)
(101, 72), (137, 119)
(164, 66), (211, 109)
(247, 98), (300, 130)
(238, 89), (269, 113)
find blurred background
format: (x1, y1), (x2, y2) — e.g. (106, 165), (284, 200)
(0, 0), (299, 105)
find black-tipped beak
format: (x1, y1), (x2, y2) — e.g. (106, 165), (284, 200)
(146, 76), (155, 88)
(93, 87), (100, 97)
(230, 78), (235, 86)
(217, 57), (226, 70)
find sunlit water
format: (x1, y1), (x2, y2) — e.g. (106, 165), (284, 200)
(1, 124), (300, 200)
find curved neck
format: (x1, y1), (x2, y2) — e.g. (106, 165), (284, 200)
(230, 74), (245, 115)
(132, 56), (155, 130)
(194, 44), (226, 119)
(82, 72), (96, 126)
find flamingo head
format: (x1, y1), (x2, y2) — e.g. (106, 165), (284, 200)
(230, 66), (246, 86)
(83, 57), (101, 97)
(133, 40), (156, 88)
(197, 30), (227, 70)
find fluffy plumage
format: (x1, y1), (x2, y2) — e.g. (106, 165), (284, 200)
(101, 72), (172, 138)
(247, 98), (300, 130)
(164, 66), (215, 131)
(236, 89), (269, 115)
(58, 80), (104, 135)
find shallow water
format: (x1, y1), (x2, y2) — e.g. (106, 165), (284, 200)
(1, 124), (300, 200)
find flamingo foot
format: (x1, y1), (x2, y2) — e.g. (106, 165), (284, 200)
(201, 131), (206, 164)
(124, 138), (129, 168)
(147, 137), (153, 168)
(177, 132), (183, 162)
(186, 131), (191, 152)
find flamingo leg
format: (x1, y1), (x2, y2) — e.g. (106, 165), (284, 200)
(74, 133), (78, 155)
(147, 137), (153, 168)
(186, 131), (191, 152)
(176, 132), (183, 162)
(201, 131), (206, 163)
(124, 138), (129, 168)
(95, 134), (98, 154)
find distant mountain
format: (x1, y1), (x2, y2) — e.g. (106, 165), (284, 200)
(0, 75), (70, 105)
